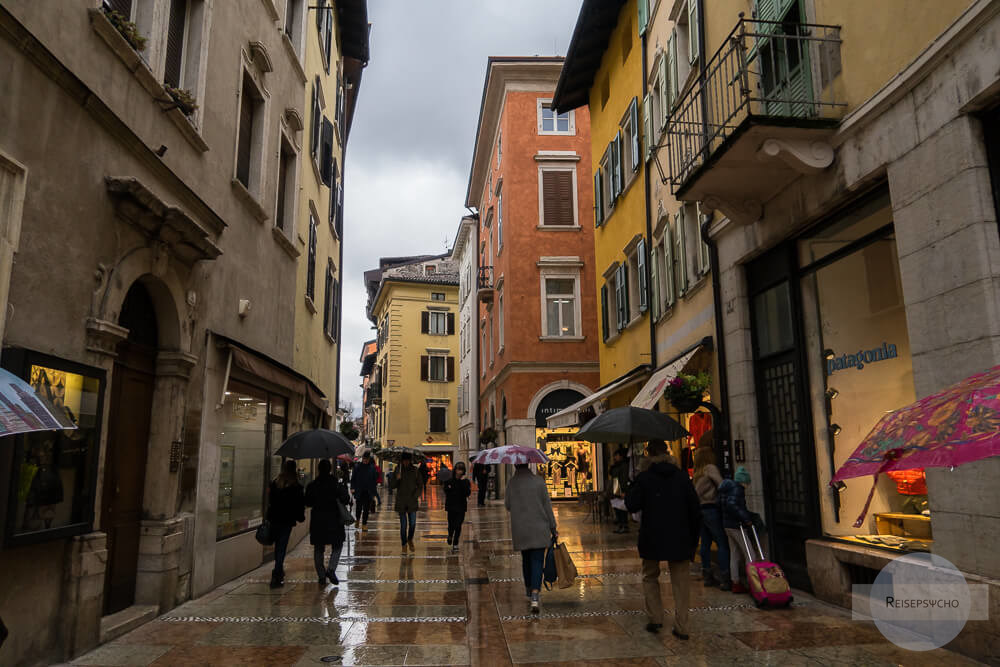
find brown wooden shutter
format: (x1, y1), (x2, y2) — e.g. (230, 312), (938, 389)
(447, 312), (455, 335)
(420, 356), (429, 381)
(446, 356), (455, 382)
(543, 171), (574, 226)
(421, 311), (429, 333)
(163, 0), (187, 89)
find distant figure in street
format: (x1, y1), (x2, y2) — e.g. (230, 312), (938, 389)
(305, 459), (351, 586)
(693, 446), (730, 590)
(625, 440), (701, 640)
(505, 463), (558, 614)
(267, 460), (305, 588)
(609, 449), (630, 533)
(417, 460), (430, 499)
(473, 461), (489, 506)
(350, 451), (378, 530)
(374, 462), (383, 510)
(390, 453), (421, 552)
(719, 466), (758, 594)
(443, 462), (472, 552)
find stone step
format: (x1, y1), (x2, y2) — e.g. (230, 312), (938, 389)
(99, 604), (159, 644)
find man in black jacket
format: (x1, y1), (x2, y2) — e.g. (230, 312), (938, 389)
(625, 440), (701, 640)
(350, 452), (378, 530)
(473, 461), (489, 506)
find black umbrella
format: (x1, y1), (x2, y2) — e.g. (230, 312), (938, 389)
(380, 446), (427, 462)
(574, 406), (688, 444)
(274, 429), (355, 460)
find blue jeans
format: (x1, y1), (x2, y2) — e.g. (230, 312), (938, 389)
(521, 548), (545, 592)
(699, 505), (730, 579)
(399, 511), (416, 545)
(272, 523), (293, 579)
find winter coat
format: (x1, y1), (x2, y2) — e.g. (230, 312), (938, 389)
(390, 465), (421, 513)
(693, 463), (724, 505)
(351, 461), (378, 496)
(443, 477), (472, 513)
(609, 459), (630, 496)
(504, 468), (557, 551)
(625, 456), (701, 562)
(718, 479), (754, 529)
(267, 479), (305, 527)
(418, 462), (430, 483)
(473, 463), (489, 483)
(304, 473), (350, 546)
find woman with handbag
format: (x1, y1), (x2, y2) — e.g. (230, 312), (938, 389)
(305, 458), (352, 586)
(504, 463), (558, 614)
(267, 460), (305, 588)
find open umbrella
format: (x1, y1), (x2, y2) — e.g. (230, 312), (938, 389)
(0, 368), (76, 436)
(574, 406), (688, 444)
(274, 428), (354, 460)
(832, 364), (1000, 527)
(381, 446), (426, 462)
(476, 445), (549, 465)
(336, 453), (357, 463)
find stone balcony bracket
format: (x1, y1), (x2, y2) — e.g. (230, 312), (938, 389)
(757, 138), (835, 174)
(701, 195), (763, 227)
(85, 317), (129, 357)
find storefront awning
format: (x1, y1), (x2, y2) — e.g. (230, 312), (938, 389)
(546, 367), (650, 429)
(630, 345), (704, 410)
(223, 341), (328, 413)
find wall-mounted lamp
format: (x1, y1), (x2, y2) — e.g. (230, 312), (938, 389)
(825, 387), (839, 400)
(823, 348), (836, 361)
(829, 423), (842, 437)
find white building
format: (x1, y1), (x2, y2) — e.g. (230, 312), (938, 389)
(453, 215), (479, 466)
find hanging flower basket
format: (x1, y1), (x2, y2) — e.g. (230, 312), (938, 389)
(103, 8), (147, 52)
(664, 372), (711, 413)
(165, 86), (198, 116)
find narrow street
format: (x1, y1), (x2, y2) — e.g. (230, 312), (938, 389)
(68, 487), (974, 666)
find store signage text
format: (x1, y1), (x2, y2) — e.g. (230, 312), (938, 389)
(827, 342), (898, 376)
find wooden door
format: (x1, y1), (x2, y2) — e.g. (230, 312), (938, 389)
(102, 344), (155, 615)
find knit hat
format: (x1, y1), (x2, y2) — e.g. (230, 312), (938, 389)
(734, 466), (751, 484)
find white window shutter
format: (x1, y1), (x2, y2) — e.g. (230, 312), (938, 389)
(630, 98), (640, 172)
(677, 208), (689, 293)
(664, 223), (675, 308)
(658, 53), (669, 127)
(614, 132), (623, 196)
(638, 0), (649, 35)
(637, 238), (648, 313)
(642, 94), (652, 161)
(689, 0), (700, 64)
(668, 31), (679, 104)
(649, 243), (660, 320)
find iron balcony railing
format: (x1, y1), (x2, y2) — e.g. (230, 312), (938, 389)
(664, 15), (845, 193)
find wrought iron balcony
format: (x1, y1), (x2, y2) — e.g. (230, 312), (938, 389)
(660, 16), (845, 222)
(478, 266), (494, 303)
(364, 384), (382, 407)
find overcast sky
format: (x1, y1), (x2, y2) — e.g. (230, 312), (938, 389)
(338, 0), (583, 416)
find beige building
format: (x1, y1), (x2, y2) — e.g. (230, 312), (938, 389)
(0, 1), (367, 664)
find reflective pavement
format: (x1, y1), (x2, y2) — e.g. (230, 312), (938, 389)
(67, 486), (980, 666)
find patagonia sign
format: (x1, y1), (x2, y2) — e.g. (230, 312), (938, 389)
(827, 342), (898, 375)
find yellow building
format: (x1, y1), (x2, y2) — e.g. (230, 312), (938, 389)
(366, 256), (460, 473)
(551, 0), (654, 430)
(287, 0), (369, 427)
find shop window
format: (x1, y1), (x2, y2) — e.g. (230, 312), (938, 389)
(535, 428), (596, 499)
(216, 382), (286, 540)
(3, 351), (104, 545)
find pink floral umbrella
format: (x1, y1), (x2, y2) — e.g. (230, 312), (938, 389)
(832, 364), (1000, 527)
(475, 445), (549, 465)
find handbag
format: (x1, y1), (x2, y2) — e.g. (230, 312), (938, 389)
(337, 499), (355, 526)
(542, 542), (558, 590)
(255, 520), (274, 546)
(553, 542), (578, 589)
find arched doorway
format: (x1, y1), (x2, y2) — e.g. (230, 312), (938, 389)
(102, 281), (158, 614)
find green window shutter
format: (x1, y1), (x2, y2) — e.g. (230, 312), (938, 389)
(664, 225), (675, 308)
(667, 32), (678, 109)
(676, 208), (689, 294)
(615, 132), (623, 195)
(754, 0), (779, 21)
(600, 285), (610, 341)
(688, 0), (700, 64)
(594, 170), (603, 227)
(638, 0), (649, 36)
(658, 53), (669, 126)
(642, 94), (652, 161)
(629, 98), (640, 172)
(614, 267), (624, 330)
(649, 243), (660, 320)
(637, 238), (648, 313)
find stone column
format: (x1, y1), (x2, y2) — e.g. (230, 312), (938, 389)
(61, 532), (108, 660)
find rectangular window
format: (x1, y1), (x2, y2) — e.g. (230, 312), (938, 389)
(688, 0), (700, 64)
(627, 97), (640, 172)
(615, 263), (630, 330)
(428, 311), (447, 335)
(496, 185), (503, 250)
(284, 0), (302, 48)
(421, 355), (454, 383)
(306, 215), (317, 302)
(163, 0), (188, 89)
(235, 71), (265, 194)
(674, 209), (688, 295)
(593, 168), (603, 227)
(431, 292), (445, 301)
(317, 0), (332, 71)
(637, 237), (648, 313)
(322, 263), (338, 340)
(2, 352), (104, 545)
(320, 117), (334, 186)
(541, 169), (575, 226)
(600, 284), (610, 340)
(538, 100), (575, 135)
(544, 278), (577, 337)
(429, 405), (447, 433)
(310, 78), (321, 160)
(498, 290), (504, 348)
(275, 134), (296, 232)
(601, 148), (614, 213)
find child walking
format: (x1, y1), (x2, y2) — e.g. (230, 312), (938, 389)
(443, 462), (472, 552)
(718, 466), (756, 594)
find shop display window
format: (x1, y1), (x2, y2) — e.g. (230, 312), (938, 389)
(3, 350), (104, 545)
(424, 453), (452, 482)
(216, 381), (287, 540)
(800, 194), (928, 552)
(536, 428), (596, 499)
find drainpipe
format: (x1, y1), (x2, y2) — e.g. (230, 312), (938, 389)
(642, 9), (657, 373)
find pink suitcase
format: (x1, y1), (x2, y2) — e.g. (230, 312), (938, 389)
(740, 525), (793, 608)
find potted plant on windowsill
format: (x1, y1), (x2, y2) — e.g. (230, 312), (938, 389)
(102, 8), (146, 52)
(479, 427), (498, 446)
(664, 372), (711, 413)
(164, 86), (198, 116)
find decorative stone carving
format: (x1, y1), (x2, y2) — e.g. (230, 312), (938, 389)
(701, 195), (763, 226)
(284, 107), (304, 132)
(757, 138), (835, 174)
(249, 41), (274, 73)
(90, 263), (110, 318)
(85, 317), (129, 357)
(155, 350), (198, 380)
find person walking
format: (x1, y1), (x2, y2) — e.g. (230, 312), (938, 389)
(693, 447), (730, 590)
(304, 459), (351, 586)
(473, 461), (489, 506)
(390, 453), (421, 552)
(266, 460), (305, 588)
(608, 449), (630, 533)
(417, 459), (430, 500)
(443, 462), (472, 552)
(625, 440), (701, 640)
(350, 451), (378, 530)
(374, 461), (383, 511)
(504, 463), (558, 614)
(719, 466), (757, 594)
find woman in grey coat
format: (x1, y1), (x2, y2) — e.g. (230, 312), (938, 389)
(504, 463), (558, 613)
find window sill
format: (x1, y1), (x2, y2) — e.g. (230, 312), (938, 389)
(311, 156), (323, 188)
(272, 226), (301, 259)
(624, 313), (645, 331)
(538, 130), (577, 137)
(539, 335), (585, 342)
(605, 331), (622, 345)
(537, 224), (581, 231)
(304, 295), (317, 315)
(281, 33), (307, 84)
(682, 273), (711, 300)
(231, 179), (269, 223)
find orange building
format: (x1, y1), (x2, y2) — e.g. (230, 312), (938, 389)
(464, 57), (601, 500)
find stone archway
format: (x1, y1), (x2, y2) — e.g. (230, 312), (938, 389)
(525, 380), (594, 424)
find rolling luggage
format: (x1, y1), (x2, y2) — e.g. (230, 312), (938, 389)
(740, 525), (793, 608)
